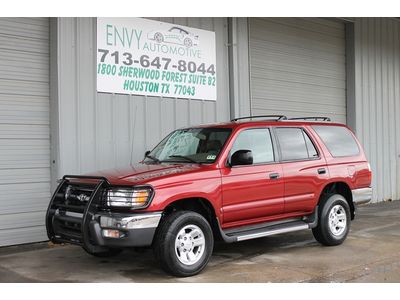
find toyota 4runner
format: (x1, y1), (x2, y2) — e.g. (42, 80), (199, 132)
(46, 115), (372, 277)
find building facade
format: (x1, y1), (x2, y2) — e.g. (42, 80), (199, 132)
(0, 17), (399, 246)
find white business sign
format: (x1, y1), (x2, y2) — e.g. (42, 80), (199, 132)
(96, 18), (217, 100)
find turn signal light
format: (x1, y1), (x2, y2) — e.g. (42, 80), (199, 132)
(102, 229), (122, 238)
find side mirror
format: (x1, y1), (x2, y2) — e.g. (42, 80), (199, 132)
(230, 150), (253, 166)
(144, 150), (151, 159)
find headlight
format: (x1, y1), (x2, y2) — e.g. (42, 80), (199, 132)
(106, 187), (153, 209)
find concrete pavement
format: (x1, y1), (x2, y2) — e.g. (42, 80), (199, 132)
(0, 201), (399, 282)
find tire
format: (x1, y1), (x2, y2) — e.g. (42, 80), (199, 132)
(83, 246), (122, 258)
(183, 37), (193, 47)
(153, 210), (214, 277)
(312, 193), (351, 246)
(154, 32), (164, 43)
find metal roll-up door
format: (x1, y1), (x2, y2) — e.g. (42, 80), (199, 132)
(0, 18), (50, 246)
(249, 18), (346, 123)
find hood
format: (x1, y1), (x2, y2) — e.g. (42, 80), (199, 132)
(86, 162), (203, 185)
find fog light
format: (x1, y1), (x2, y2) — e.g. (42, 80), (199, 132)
(102, 229), (122, 238)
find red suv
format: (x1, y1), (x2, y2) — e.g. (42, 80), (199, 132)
(46, 115), (372, 277)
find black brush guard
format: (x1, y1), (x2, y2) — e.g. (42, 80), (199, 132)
(46, 175), (111, 253)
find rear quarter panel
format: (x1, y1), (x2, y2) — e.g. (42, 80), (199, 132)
(307, 124), (372, 190)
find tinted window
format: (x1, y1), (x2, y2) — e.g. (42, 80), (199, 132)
(230, 128), (274, 164)
(312, 126), (360, 157)
(276, 128), (316, 161)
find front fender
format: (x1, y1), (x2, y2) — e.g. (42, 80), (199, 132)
(145, 178), (222, 219)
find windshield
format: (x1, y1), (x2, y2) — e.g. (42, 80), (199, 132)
(145, 127), (232, 164)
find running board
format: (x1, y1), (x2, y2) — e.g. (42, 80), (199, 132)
(217, 206), (318, 243)
(232, 221), (309, 242)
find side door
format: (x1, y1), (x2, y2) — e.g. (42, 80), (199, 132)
(221, 127), (284, 226)
(273, 127), (328, 214)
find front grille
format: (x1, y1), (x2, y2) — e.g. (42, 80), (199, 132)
(46, 176), (109, 246)
(64, 184), (95, 212)
(53, 183), (96, 243)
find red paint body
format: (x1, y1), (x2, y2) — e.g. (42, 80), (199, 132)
(88, 121), (371, 230)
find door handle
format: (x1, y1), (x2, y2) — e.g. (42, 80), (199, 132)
(269, 173), (280, 179)
(318, 168), (326, 175)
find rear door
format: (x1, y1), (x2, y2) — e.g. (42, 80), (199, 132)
(221, 127), (284, 226)
(274, 127), (328, 214)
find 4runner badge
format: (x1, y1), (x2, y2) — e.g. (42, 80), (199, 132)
(77, 194), (90, 202)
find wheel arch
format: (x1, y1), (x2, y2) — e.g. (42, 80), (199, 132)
(319, 181), (355, 220)
(159, 197), (222, 241)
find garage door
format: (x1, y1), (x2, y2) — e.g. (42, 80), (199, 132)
(0, 18), (50, 246)
(249, 18), (346, 123)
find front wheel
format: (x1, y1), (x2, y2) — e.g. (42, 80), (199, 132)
(153, 211), (214, 277)
(312, 194), (351, 246)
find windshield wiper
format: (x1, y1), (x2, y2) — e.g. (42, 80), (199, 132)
(168, 155), (199, 164)
(145, 154), (161, 163)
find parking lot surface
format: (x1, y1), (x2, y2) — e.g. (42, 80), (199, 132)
(0, 201), (399, 283)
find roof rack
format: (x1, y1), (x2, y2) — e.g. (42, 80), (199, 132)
(288, 117), (331, 122)
(231, 115), (287, 122)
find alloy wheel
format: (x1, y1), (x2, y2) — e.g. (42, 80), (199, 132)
(174, 224), (205, 265)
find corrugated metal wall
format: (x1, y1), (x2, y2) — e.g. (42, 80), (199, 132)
(248, 18), (347, 123)
(54, 18), (230, 184)
(54, 17), (400, 203)
(228, 18), (251, 119)
(0, 18), (50, 246)
(353, 18), (400, 202)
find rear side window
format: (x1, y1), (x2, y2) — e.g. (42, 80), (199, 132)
(276, 128), (318, 161)
(230, 128), (275, 164)
(312, 126), (360, 157)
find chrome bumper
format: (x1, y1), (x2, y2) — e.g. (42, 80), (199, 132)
(88, 211), (162, 247)
(98, 212), (162, 229)
(352, 187), (372, 205)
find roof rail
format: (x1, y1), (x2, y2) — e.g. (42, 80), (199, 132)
(231, 115), (287, 122)
(288, 117), (331, 122)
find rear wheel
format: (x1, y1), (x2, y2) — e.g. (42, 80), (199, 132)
(312, 194), (351, 246)
(184, 37), (193, 47)
(153, 210), (214, 277)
